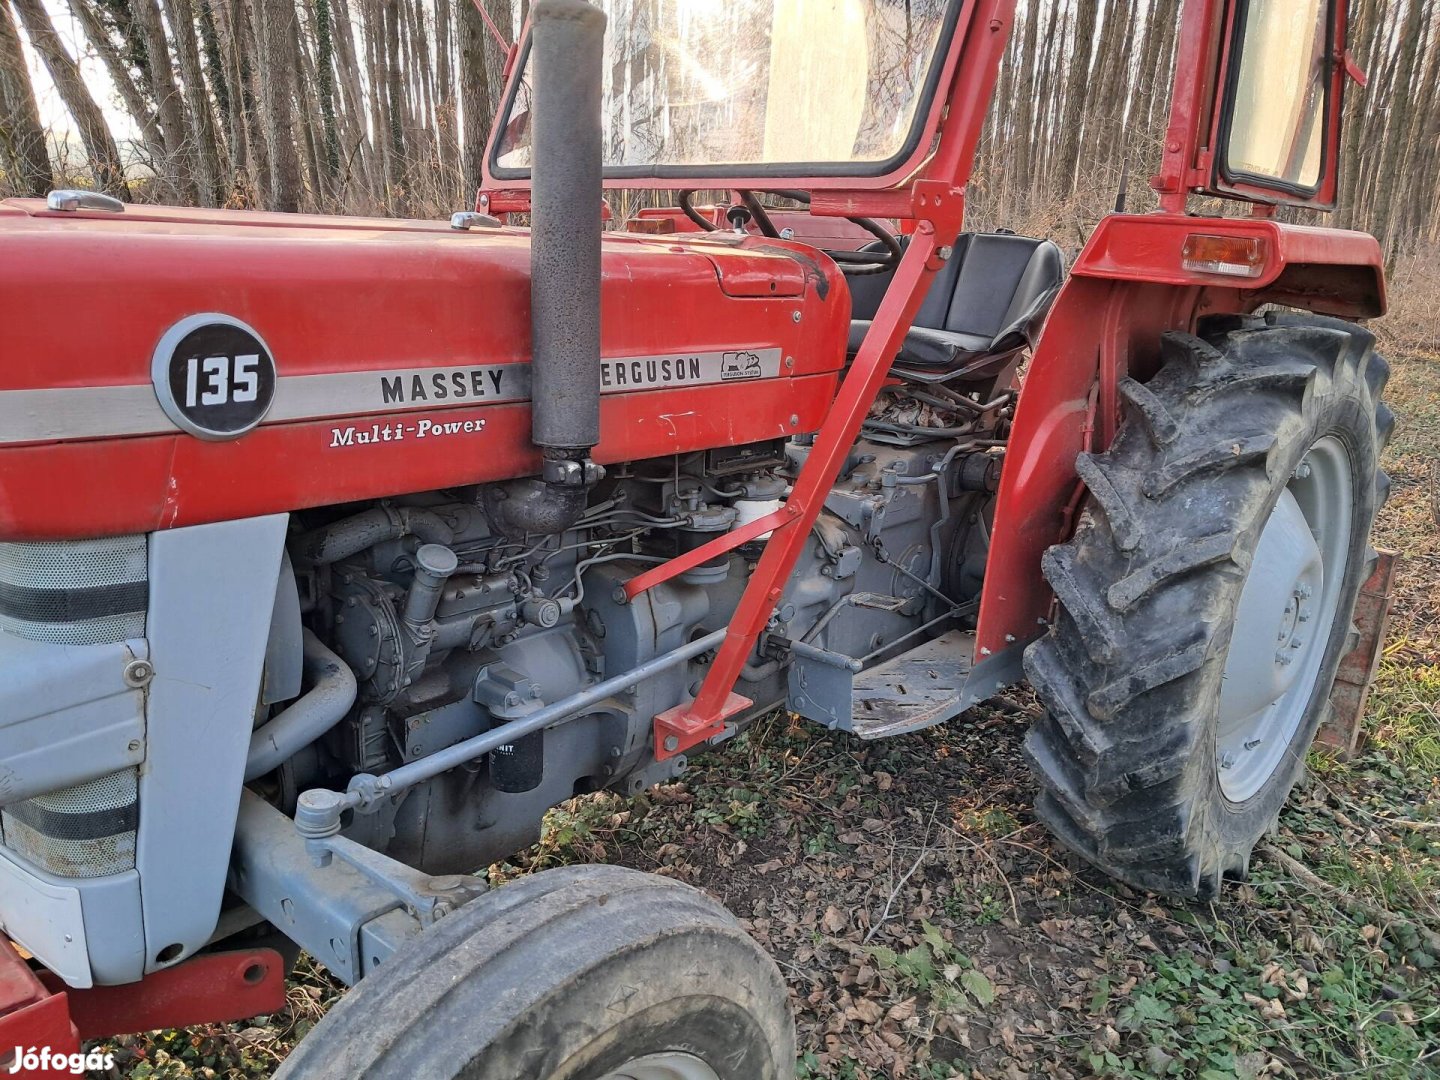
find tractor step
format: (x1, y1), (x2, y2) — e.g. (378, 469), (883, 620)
(788, 629), (976, 739)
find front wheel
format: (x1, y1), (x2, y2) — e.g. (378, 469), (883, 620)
(1023, 314), (1392, 897)
(275, 865), (795, 1079)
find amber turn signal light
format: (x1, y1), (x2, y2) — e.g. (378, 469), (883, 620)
(1181, 234), (1268, 278)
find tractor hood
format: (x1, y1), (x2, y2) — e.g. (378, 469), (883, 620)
(0, 200), (847, 540)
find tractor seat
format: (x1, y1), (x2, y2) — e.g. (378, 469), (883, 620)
(847, 231), (1065, 378)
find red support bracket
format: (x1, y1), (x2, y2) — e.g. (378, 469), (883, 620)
(654, 691), (753, 760)
(42, 947), (287, 1043)
(0, 936), (286, 1077)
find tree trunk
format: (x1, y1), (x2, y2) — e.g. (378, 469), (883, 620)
(458, 0), (491, 197)
(329, 0), (376, 197)
(0, 0), (51, 195)
(9, 0), (128, 197)
(67, 0), (168, 165)
(460, 0), (511, 195)
(163, 0), (226, 204)
(312, 0), (341, 180)
(253, 0), (303, 210)
(131, 0), (199, 201)
(1053, 0), (1098, 195)
(381, 0), (407, 205)
(434, 0), (458, 185)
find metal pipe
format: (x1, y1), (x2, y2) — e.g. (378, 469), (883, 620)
(401, 544), (458, 629)
(328, 627), (727, 812)
(245, 630), (358, 781)
(294, 506), (453, 565)
(529, 0), (606, 454)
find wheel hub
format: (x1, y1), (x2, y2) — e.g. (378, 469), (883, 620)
(600, 1052), (722, 1080)
(1216, 437), (1352, 802)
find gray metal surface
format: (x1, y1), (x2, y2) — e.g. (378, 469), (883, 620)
(138, 514), (288, 973)
(303, 626), (729, 825)
(600, 1053), (722, 1080)
(0, 633), (145, 807)
(229, 791), (423, 985)
(849, 629), (976, 738)
(0, 848), (92, 986)
(1217, 436), (1353, 802)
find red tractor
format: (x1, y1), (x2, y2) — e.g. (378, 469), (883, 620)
(0, 0), (1390, 1075)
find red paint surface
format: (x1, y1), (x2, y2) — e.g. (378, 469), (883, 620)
(40, 949), (286, 1042)
(0, 204), (846, 540)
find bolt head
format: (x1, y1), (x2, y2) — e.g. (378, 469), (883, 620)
(1219, 751), (1236, 769)
(663, 735), (679, 752)
(791, 310), (802, 323)
(122, 659), (154, 687)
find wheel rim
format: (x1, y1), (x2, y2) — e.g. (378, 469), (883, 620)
(598, 1052), (722, 1080)
(1216, 436), (1352, 802)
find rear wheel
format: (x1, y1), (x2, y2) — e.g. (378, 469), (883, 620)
(1023, 314), (1392, 897)
(275, 865), (794, 1079)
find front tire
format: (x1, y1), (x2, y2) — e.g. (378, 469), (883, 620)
(275, 865), (795, 1079)
(1023, 314), (1392, 897)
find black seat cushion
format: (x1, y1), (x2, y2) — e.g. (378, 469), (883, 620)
(846, 321), (992, 367)
(847, 232), (1065, 374)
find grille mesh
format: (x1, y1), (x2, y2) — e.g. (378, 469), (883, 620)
(0, 769), (139, 879)
(0, 610), (145, 645)
(0, 536), (147, 644)
(0, 536), (147, 589)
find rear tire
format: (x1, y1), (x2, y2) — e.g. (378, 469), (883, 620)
(1023, 314), (1392, 897)
(274, 865), (794, 1079)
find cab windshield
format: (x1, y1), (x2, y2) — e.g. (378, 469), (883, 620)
(490, 0), (958, 180)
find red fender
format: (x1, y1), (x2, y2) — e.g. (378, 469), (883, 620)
(975, 213), (1385, 664)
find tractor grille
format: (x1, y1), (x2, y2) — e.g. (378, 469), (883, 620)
(0, 536), (148, 644)
(0, 769), (139, 878)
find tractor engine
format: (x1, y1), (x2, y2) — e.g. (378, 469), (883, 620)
(273, 433), (993, 875)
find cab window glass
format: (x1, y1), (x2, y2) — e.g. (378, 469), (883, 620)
(1223, 0), (1330, 190)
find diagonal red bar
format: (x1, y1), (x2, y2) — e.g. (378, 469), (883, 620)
(654, 215), (960, 759)
(622, 505), (799, 600)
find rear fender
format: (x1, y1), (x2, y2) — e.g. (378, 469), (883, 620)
(975, 214), (1385, 671)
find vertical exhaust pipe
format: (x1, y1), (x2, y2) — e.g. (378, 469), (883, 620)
(486, 0), (607, 538)
(531, 0), (606, 476)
